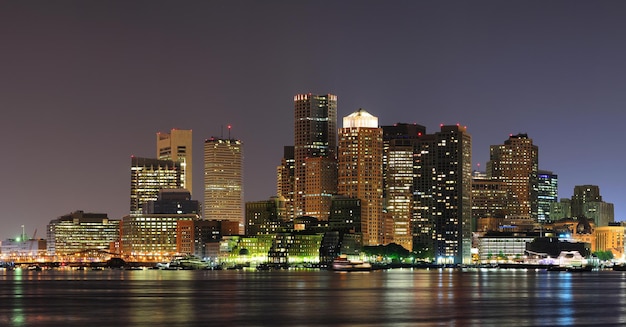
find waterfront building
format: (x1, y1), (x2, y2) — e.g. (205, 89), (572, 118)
(549, 217), (595, 248)
(381, 123), (425, 251)
(276, 146), (295, 220)
(267, 232), (324, 265)
(595, 223), (625, 260)
(47, 211), (120, 256)
(122, 191), (199, 257)
(1, 238), (46, 258)
(204, 137), (243, 230)
(537, 170), (558, 223)
(293, 93), (337, 218)
(571, 185), (614, 226)
(245, 197), (288, 236)
(176, 219), (239, 259)
(130, 157), (182, 214)
(218, 235), (275, 265)
(478, 232), (538, 262)
(157, 129), (193, 195)
(338, 109), (383, 246)
(487, 133), (539, 220)
(414, 125), (472, 264)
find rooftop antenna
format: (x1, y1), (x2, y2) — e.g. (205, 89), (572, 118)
(221, 125), (224, 139)
(228, 125), (232, 139)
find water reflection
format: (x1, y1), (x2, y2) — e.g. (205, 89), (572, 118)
(2, 268), (626, 326)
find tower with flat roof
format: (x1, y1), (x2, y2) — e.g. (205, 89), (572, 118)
(157, 129), (193, 195)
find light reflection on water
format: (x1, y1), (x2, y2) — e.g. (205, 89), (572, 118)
(1, 268), (626, 326)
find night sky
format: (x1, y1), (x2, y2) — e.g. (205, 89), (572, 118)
(2, 1), (625, 240)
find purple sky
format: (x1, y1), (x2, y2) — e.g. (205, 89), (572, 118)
(2, 1), (625, 240)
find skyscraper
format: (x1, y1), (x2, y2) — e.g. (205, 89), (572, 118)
(204, 136), (243, 231)
(382, 123), (426, 251)
(338, 109), (383, 246)
(276, 146), (295, 220)
(157, 129), (193, 195)
(130, 157), (182, 213)
(487, 133), (539, 220)
(571, 185), (614, 226)
(414, 125), (472, 264)
(293, 93), (337, 218)
(537, 170), (558, 223)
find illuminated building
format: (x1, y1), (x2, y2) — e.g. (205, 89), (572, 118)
(537, 170), (558, 223)
(471, 172), (508, 229)
(46, 210), (120, 256)
(478, 232), (537, 262)
(487, 133), (539, 220)
(268, 232), (324, 264)
(176, 219), (239, 258)
(381, 123), (425, 251)
(304, 157), (337, 220)
(157, 129), (193, 195)
(130, 157), (182, 213)
(338, 109), (383, 246)
(203, 137), (243, 229)
(276, 146), (295, 220)
(245, 197), (288, 236)
(595, 223), (625, 260)
(122, 190), (200, 256)
(414, 125), (472, 264)
(293, 93), (337, 218)
(571, 185), (614, 226)
(550, 198), (571, 221)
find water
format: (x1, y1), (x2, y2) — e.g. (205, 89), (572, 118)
(2, 268), (626, 326)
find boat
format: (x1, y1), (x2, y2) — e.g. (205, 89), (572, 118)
(27, 265), (43, 271)
(332, 256), (372, 272)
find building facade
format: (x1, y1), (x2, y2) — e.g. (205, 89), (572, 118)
(414, 125), (472, 264)
(130, 157), (182, 213)
(338, 109), (383, 246)
(537, 170), (558, 223)
(203, 137), (244, 229)
(487, 133), (539, 220)
(293, 93), (337, 218)
(47, 211), (120, 256)
(157, 129), (193, 195)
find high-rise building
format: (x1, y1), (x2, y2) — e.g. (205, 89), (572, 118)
(130, 157), (182, 213)
(47, 211), (120, 256)
(382, 123), (426, 251)
(537, 170), (558, 223)
(414, 125), (472, 264)
(304, 157), (338, 220)
(276, 146), (295, 220)
(203, 137), (244, 230)
(293, 93), (337, 218)
(571, 185), (614, 226)
(157, 129), (193, 195)
(487, 133), (539, 220)
(471, 172), (508, 229)
(338, 109), (383, 246)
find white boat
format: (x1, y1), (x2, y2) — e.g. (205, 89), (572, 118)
(332, 256), (372, 272)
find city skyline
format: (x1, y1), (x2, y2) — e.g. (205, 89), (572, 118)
(2, 1), (626, 239)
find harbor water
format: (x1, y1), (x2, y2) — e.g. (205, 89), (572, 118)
(1, 268), (626, 326)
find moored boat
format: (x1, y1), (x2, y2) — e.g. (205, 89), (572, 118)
(332, 256), (372, 272)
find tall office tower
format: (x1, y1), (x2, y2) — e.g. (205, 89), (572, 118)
(204, 137), (243, 229)
(471, 172), (508, 229)
(414, 125), (472, 264)
(277, 146), (295, 220)
(550, 198), (572, 221)
(293, 93), (337, 218)
(381, 123), (426, 251)
(338, 109), (383, 246)
(571, 185), (614, 226)
(304, 157), (338, 220)
(130, 157), (182, 213)
(487, 133), (539, 220)
(537, 170), (558, 223)
(157, 129), (193, 195)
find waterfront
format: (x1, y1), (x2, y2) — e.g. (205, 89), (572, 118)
(2, 268), (626, 326)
